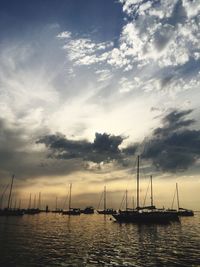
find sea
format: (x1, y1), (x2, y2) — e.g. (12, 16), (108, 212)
(0, 213), (199, 267)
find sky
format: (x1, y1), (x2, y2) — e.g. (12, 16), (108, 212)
(0, 0), (200, 210)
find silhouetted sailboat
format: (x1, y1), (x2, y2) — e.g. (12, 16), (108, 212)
(62, 184), (81, 216)
(25, 192), (41, 214)
(113, 156), (179, 224)
(81, 206), (94, 214)
(173, 183), (194, 216)
(97, 186), (116, 215)
(141, 175), (179, 221)
(52, 196), (62, 213)
(0, 175), (24, 216)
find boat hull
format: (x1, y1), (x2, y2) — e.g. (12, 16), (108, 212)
(62, 208), (81, 216)
(0, 209), (24, 216)
(113, 211), (179, 224)
(97, 209), (117, 215)
(178, 210), (194, 216)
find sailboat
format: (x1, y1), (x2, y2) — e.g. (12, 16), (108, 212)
(141, 175), (179, 221)
(0, 175), (24, 216)
(25, 192), (41, 214)
(62, 184), (81, 216)
(170, 183), (194, 217)
(52, 196), (62, 213)
(113, 156), (179, 224)
(81, 206), (94, 214)
(97, 186), (116, 215)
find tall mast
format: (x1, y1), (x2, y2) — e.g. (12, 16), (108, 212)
(18, 199), (21, 210)
(38, 192), (41, 210)
(0, 184), (9, 209)
(28, 193), (32, 209)
(14, 197), (17, 210)
(176, 183), (180, 210)
(125, 189), (128, 211)
(150, 175), (153, 207)
(136, 155), (140, 210)
(55, 196), (58, 211)
(7, 174), (14, 209)
(104, 186), (106, 211)
(132, 196), (135, 210)
(69, 183), (72, 210)
(33, 194), (36, 209)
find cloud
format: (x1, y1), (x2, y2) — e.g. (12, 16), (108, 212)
(56, 31), (71, 39)
(142, 109), (200, 172)
(0, 118), (88, 182)
(57, 0), (200, 99)
(37, 132), (125, 164)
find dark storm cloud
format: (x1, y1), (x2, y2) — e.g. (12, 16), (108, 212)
(38, 109), (200, 173)
(142, 109), (200, 172)
(37, 132), (125, 164)
(0, 119), (85, 182)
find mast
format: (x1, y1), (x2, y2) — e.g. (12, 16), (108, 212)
(132, 196), (135, 210)
(33, 194), (36, 209)
(14, 197), (17, 210)
(150, 175), (153, 207)
(68, 183), (72, 210)
(55, 196), (58, 211)
(0, 184), (9, 209)
(136, 155), (140, 210)
(104, 186), (106, 211)
(28, 193), (32, 209)
(7, 174), (14, 209)
(18, 199), (21, 210)
(176, 183), (180, 210)
(125, 189), (128, 211)
(38, 192), (41, 210)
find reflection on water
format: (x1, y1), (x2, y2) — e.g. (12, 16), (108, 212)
(0, 213), (199, 266)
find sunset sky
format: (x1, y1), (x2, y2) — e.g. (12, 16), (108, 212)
(0, 0), (200, 210)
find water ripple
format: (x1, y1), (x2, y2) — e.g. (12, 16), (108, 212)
(0, 213), (200, 266)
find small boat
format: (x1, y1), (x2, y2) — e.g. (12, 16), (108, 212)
(24, 193), (41, 215)
(97, 208), (117, 215)
(81, 206), (94, 214)
(97, 186), (117, 215)
(62, 208), (81, 215)
(25, 208), (40, 215)
(52, 197), (62, 213)
(62, 184), (81, 216)
(113, 156), (179, 224)
(0, 208), (24, 216)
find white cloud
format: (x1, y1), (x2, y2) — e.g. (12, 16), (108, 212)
(58, 0), (199, 79)
(61, 36), (113, 66)
(182, 0), (200, 18)
(57, 31), (71, 39)
(95, 69), (113, 82)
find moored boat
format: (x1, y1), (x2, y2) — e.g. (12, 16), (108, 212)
(175, 183), (194, 217)
(0, 175), (24, 216)
(81, 206), (94, 214)
(97, 186), (117, 215)
(113, 156), (179, 224)
(62, 184), (81, 216)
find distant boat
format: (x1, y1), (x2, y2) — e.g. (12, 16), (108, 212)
(113, 156), (179, 224)
(52, 197), (62, 213)
(62, 184), (81, 216)
(81, 206), (94, 214)
(97, 186), (117, 215)
(25, 193), (41, 215)
(0, 175), (24, 216)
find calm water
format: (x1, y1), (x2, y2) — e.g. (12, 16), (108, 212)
(0, 213), (199, 267)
